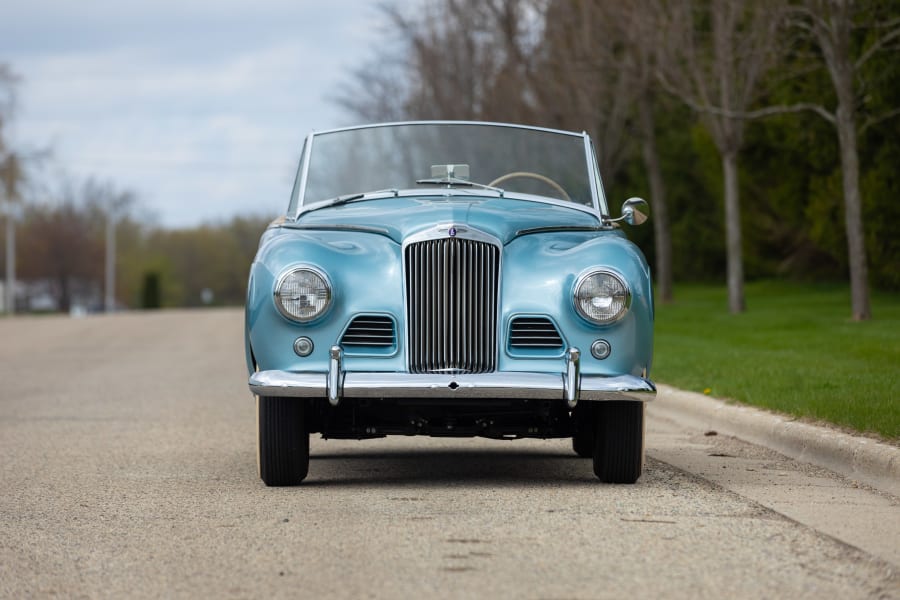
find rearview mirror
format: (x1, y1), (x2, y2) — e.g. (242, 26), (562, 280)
(431, 164), (470, 180)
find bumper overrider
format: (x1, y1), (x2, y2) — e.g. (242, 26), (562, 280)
(249, 346), (656, 408)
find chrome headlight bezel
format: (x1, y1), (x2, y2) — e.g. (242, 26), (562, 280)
(273, 266), (333, 323)
(573, 269), (631, 325)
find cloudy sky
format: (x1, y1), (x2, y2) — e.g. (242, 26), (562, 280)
(1, 1), (400, 227)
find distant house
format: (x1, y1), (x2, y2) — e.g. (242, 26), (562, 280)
(1, 278), (103, 314)
(0, 280), (27, 313)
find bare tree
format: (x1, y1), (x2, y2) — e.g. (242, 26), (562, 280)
(339, 1), (672, 299)
(1, 64), (23, 314)
(779, 1), (900, 321)
(397, 0), (541, 121)
(657, 0), (783, 313)
(337, 0), (542, 123)
(19, 198), (103, 313)
(0, 65), (22, 207)
(340, 0), (643, 185)
(534, 0), (637, 179)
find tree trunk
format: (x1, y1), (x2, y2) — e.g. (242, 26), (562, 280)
(818, 1), (872, 321)
(105, 215), (116, 313)
(58, 273), (71, 314)
(4, 215), (13, 314)
(637, 94), (673, 303)
(722, 150), (745, 313)
(835, 105), (870, 320)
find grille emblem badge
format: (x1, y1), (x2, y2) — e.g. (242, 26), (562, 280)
(437, 224), (466, 237)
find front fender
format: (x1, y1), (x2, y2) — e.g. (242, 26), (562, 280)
(246, 228), (403, 374)
(501, 230), (653, 377)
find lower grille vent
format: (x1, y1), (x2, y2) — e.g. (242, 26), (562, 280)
(509, 317), (563, 348)
(341, 316), (395, 347)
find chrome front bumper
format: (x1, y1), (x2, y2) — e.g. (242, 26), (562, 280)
(248, 346), (656, 408)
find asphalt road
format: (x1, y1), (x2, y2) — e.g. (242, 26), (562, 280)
(1, 309), (897, 599)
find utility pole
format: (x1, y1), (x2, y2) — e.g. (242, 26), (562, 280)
(2, 191), (15, 315)
(104, 209), (116, 313)
(104, 190), (131, 313)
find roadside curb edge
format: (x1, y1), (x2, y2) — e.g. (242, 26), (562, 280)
(650, 384), (900, 498)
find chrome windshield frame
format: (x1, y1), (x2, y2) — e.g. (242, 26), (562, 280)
(288, 121), (606, 220)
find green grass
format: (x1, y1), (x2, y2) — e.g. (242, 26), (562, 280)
(653, 281), (900, 441)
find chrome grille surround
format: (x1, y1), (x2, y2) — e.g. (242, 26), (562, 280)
(403, 224), (501, 374)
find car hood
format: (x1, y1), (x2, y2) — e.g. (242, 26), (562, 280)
(290, 196), (603, 245)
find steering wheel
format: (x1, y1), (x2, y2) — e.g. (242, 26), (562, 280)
(487, 171), (571, 201)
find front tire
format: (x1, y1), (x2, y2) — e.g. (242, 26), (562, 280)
(592, 401), (644, 484)
(571, 403), (595, 458)
(258, 396), (309, 486)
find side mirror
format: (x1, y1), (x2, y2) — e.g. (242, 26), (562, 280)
(617, 197), (649, 226)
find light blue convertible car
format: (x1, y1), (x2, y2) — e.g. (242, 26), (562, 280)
(245, 121), (655, 486)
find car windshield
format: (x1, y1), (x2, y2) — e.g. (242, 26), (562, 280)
(298, 122), (596, 209)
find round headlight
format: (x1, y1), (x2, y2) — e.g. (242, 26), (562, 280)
(574, 270), (631, 324)
(274, 267), (332, 322)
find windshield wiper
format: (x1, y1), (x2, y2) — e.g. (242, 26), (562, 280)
(330, 188), (399, 206)
(299, 189), (399, 216)
(415, 176), (505, 196)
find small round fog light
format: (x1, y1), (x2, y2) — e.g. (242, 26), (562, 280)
(293, 337), (314, 357)
(591, 339), (611, 360)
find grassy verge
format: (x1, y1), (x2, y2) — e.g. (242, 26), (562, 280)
(653, 281), (900, 441)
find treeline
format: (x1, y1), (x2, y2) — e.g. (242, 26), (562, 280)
(4, 2), (899, 316)
(339, 0), (900, 319)
(0, 181), (268, 312)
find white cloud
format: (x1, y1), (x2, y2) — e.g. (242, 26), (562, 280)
(2, 0), (396, 226)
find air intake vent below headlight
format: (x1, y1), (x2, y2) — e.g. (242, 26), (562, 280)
(509, 317), (564, 348)
(341, 316), (395, 347)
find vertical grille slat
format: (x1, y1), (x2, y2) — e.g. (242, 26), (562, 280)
(405, 236), (499, 374)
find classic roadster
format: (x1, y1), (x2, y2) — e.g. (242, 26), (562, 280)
(245, 121), (655, 486)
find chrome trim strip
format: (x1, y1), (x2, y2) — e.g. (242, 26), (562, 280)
(514, 225), (606, 238)
(281, 223), (392, 236)
(249, 370), (656, 403)
(583, 133), (601, 211)
(588, 138), (609, 214)
(293, 132), (315, 217)
(307, 120), (588, 139)
(402, 222), (503, 247)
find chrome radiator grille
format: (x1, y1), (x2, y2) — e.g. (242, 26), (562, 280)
(405, 237), (500, 373)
